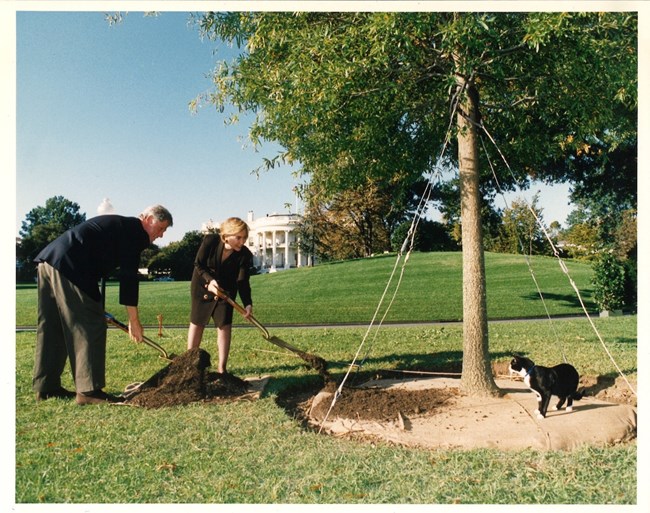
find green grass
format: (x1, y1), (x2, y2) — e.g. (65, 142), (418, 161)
(15, 252), (637, 504)
(16, 251), (597, 327)
(15, 317), (636, 504)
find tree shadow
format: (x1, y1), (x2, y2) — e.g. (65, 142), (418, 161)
(519, 290), (595, 310)
(579, 371), (637, 397)
(266, 349), (523, 392)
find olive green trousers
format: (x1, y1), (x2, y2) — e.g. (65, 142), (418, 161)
(32, 263), (106, 394)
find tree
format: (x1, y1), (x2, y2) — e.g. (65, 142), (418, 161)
(613, 208), (637, 261)
(196, 12), (636, 396)
(17, 196), (86, 280)
(592, 253), (627, 312)
(560, 205), (600, 260)
(147, 230), (204, 280)
(492, 195), (549, 256)
(298, 175), (430, 261)
(302, 180), (394, 260)
(391, 219), (456, 252)
(548, 132), (636, 249)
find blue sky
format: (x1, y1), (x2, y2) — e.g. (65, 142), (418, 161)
(15, 11), (301, 245)
(12, 9), (591, 247)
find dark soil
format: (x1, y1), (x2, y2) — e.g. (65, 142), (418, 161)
(124, 348), (249, 408)
(310, 385), (459, 422)
(123, 342), (333, 409)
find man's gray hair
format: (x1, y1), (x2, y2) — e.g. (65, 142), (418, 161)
(140, 205), (173, 226)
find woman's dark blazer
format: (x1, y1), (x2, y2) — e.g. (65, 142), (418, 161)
(190, 233), (253, 319)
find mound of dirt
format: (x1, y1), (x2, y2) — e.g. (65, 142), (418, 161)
(123, 348), (266, 408)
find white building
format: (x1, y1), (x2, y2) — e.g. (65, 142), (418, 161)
(246, 211), (312, 272)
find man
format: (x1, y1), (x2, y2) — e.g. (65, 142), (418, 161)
(32, 204), (173, 405)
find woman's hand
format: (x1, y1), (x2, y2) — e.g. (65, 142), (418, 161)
(207, 279), (222, 297)
(243, 305), (253, 319)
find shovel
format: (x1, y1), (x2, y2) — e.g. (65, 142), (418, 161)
(105, 312), (174, 362)
(212, 288), (330, 377)
(212, 288), (304, 353)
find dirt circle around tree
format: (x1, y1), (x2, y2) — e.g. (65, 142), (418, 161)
(121, 349), (637, 451)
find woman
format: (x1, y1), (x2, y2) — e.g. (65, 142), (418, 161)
(187, 217), (253, 374)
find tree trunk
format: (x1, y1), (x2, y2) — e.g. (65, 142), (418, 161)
(456, 78), (500, 397)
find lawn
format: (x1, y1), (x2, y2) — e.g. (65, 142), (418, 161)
(13, 252), (637, 504)
(16, 251), (597, 327)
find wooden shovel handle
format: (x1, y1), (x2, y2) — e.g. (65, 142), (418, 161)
(213, 287), (271, 339)
(104, 312), (172, 361)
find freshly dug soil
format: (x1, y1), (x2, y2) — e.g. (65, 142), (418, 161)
(309, 385), (459, 422)
(125, 348), (249, 408)
(123, 342), (331, 409)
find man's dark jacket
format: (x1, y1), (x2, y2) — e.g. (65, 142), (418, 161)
(34, 215), (149, 306)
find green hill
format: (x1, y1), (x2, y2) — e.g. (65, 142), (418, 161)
(16, 251), (595, 327)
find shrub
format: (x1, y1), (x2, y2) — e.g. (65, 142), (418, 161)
(592, 253), (626, 312)
(623, 258), (637, 312)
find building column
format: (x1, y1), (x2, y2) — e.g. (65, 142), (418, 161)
(259, 232), (264, 269)
(271, 230), (277, 271)
(297, 238), (302, 268)
(284, 230), (290, 269)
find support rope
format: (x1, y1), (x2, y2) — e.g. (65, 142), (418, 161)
(319, 80), (636, 434)
(318, 87), (463, 432)
(479, 123), (636, 397)
(479, 135), (568, 364)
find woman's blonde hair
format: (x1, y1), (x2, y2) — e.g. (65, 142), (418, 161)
(220, 217), (249, 241)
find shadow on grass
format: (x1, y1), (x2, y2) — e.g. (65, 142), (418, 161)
(269, 349), (520, 392)
(272, 350), (467, 420)
(520, 290), (595, 309)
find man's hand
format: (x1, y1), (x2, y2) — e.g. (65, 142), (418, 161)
(128, 319), (144, 342)
(126, 306), (144, 342)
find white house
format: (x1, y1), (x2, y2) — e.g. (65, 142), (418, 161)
(246, 211), (312, 272)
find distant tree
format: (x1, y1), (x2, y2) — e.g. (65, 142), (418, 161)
(147, 230), (204, 280)
(140, 245), (162, 269)
(391, 219), (457, 252)
(592, 253), (627, 312)
(613, 208), (637, 261)
(561, 205), (600, 260)
(298, 180), (395, 261)
(17, 196), (86, 280)
(547, 221), (562, 242)
(552, 136), (636, 246)
(491, 195), (549, 256)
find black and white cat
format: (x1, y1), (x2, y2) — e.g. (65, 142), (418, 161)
(509, 354), (583, 419)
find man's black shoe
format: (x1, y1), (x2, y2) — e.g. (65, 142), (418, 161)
(35, 387), (76, 401)
(76, 390), (120, 406)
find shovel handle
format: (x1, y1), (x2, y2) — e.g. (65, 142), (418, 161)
(213, 288), (271, 339)
(105, 312), (172, 361)
(213, 289), (309, 356)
